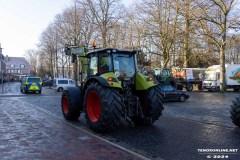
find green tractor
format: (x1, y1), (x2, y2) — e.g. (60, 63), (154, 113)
(154, 68), (177, 88)
(230, 96), (240, 128)
(61, 47), (164, 132)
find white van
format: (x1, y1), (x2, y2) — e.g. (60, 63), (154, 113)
(53, 78), (76, 92)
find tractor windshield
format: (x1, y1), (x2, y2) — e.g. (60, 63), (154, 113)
(113, 54), (136, 78)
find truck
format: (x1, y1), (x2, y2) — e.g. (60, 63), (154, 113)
(173, 68), (206, 91)
(203, 64), (240, 91)
(61, 43), (164, 132)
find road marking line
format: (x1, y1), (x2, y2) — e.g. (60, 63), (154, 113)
(16, 98), (164, 160)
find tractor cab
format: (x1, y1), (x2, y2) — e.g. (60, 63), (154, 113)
(87, 48), (139, 82)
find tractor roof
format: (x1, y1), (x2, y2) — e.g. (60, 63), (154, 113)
(87, 48), (142, 57)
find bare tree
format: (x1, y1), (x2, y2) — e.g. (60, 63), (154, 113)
(226, 34), (240, 64)
(197, 0), (239, 91)
(81, 0), (125, 47)
(24, 49), (39, 76)
(136, 0), (180, 67)
(38, 25), (56, 77)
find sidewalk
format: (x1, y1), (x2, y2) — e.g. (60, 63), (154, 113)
(0, 83), (4, 93)
(0, 82), (13, 94)
(0, 98), (144, 160)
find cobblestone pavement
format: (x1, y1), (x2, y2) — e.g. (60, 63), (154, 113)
(0, 98), (144, 160)
(1, 83), (240, 160)
(164, 91), (238, 128)
(0, 82), (60, 96)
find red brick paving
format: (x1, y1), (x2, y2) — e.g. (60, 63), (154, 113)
(0, 98), (143, 160)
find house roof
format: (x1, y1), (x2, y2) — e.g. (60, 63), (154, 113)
(5, 57), (31, 69)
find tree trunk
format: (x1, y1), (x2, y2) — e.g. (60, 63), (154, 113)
(102, 27), (107, 48)
(163, 50), (170, 68)
(220, 25), (227, 92)
(183, 3), (190, 68)
(219, 48), (226, 92)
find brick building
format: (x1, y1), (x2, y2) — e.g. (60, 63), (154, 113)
(5, 56), (31, 80)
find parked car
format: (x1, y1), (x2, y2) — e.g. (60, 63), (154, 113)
(158, 85), (190, 102)
(20, 77), (42, 94)
(53, 78), (76, 92)
(42, 79), (53, 87)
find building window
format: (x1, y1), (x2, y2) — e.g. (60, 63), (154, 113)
(10, 64), (15, 68)
(18, 70), (20, 73)
(20, 64), (25, 68)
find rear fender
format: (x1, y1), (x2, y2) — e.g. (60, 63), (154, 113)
(135, 72), (157, 90)
(84, 74), (122, 91)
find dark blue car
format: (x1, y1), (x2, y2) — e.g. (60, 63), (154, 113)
(159, 85), (190, 102)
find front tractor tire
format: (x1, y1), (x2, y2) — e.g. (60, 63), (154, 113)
(136, 86), (164, 125)
(61, 87), (82, 120)
(164, 77), (177, 89)
(230, 96), (240, 128)
(84, 82), (123, 132)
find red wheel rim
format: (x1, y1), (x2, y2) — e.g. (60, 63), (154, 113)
(62, 96), (69, 114)
(86, 91), (101, 122)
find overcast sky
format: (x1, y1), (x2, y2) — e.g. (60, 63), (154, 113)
(0, 0), (135, 57)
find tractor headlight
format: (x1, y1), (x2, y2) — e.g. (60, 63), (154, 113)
(146, 77), (153, 81)
(107, 77), (118, 82)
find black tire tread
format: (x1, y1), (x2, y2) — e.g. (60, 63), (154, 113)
(179, 94), (186, 102)
(84, 82), (123, 132)
(135, 86), (164, 125)
(186, 83), (193, 92)
(61, 89), (81, 120)
(230, 97), (240, 127)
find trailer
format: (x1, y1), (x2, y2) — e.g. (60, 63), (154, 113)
(203, 64), (240, 91)
(173, 68), (206, 91)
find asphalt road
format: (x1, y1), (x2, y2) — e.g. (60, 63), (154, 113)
(1, 82), (240, 160)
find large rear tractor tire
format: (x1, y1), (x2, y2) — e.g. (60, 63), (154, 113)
(84, 82), (123, 132)
(135, 86), (164, 125)
(230, 96), (240, 128)
(61, 87), (82, 120)
(164, 77), (177, 89)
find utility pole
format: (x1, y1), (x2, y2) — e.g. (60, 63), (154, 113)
(0, 43), (3, 93)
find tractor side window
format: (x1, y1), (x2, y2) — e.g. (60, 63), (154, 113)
(90, 56), (98, 76)
(99, 54), (112, 74)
